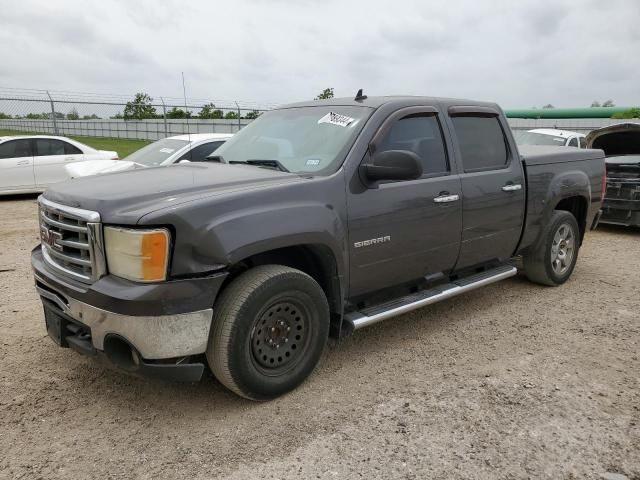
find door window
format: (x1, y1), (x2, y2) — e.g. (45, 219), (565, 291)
(0, 139), (33, 159)
(579, 137), (586, 148)
(451, 116), (508, 172)
(377, 114), (449, 176)
(180, 141), (225, 161)
(35, 139), (81, 156)
(568, 137), (578, 147)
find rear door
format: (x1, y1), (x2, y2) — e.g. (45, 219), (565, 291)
(0, 139), (35, 190)
(444, 106), (525, 269)
(34, 138), (84, 186)
(347, 106), (462, 297)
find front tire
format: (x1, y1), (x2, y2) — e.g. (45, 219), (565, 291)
(524, 210), (580, 286)
(207, 265), (329, 400)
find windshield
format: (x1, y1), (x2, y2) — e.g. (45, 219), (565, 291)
(213, 105), (372, 175)
(517, 131), (567, 147)
(123, 138), (189, 166)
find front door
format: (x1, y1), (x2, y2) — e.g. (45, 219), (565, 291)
(0, 139), (35, 191)
(444, 107), (526, 269)
(347, 107), (462, 297)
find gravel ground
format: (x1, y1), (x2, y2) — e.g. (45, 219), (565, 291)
(0, 196), (638, 480)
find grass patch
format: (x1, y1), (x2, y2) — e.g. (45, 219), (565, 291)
(0, 129), (151, 158)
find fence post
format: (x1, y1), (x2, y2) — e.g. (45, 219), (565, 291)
(235, 101), (241, 131)
(160, 97), (168, 138)
(46, 90), (59, 135)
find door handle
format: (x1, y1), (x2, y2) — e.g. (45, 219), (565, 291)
(502, 183), (522, 192)
(433, 193), (460, 203)
(16, 160), (30, 166)
(65, 157), (75, 161)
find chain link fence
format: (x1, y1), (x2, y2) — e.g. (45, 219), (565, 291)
(2, 87), (638, 142)
(0, 88), (277, 140)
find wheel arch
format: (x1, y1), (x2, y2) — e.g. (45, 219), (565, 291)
(220, 242), (344, 338)
(554, 195), (589, 242)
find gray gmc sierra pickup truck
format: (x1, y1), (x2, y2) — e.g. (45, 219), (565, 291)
(31, 94), (605, 400)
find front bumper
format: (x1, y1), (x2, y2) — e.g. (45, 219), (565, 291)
(32, 246), (228, 381)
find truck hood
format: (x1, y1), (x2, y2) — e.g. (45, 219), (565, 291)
(585, 123), (640, 156)
(43, 163), (303, 224)
(66, 160), (138, 178)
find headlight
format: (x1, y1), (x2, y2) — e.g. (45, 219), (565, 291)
(104, 227), (170, 282)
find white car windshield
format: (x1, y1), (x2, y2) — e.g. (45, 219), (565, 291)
(124, 138), (189, 166)
(517, 131), (567, 147)
(212, 105), (372, 175)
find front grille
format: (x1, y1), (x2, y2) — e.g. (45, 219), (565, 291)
(38, 197), (105, 283)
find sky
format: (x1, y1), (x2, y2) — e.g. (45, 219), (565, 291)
(0, 0), (638, 109)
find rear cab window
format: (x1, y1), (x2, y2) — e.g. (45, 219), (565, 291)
(449, 110), (509, 172)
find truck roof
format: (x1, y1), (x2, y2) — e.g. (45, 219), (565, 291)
(281, 95), (500, 110)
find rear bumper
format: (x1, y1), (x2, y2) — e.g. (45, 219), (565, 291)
(32, 246), (228, 381)
(600, 198), (640, 226)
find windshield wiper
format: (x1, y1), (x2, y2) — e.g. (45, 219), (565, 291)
(229, 159), (290, 173)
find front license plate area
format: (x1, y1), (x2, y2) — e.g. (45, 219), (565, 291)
(43, 304), (68, 347)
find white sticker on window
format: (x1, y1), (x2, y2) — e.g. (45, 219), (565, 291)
(318, 112), (355, 127)
(306, 159), (321, 166)
(159, 148), (175, 153)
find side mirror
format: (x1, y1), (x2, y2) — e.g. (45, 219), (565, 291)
(179, 159), (191, 164)
(362, 150), (422, 182)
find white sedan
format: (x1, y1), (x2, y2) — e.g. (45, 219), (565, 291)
(0, 135), (118, 195)
(66, 133), (233, 178)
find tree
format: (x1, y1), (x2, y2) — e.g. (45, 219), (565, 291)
(198, 103), (224, 119)
(611, 108), (640, 119)
(315, 88), (334, 100)
(602, 99), (615, 107)
(26, 112), (47, 119)
(82, 114), (100, 120)
(542, 104), (554, 109)
(244, 110), (261, 120)
(590, 101), (601, 107)
(0, 112), (12, 119)
(166, 107), (191, 119)
(123, 92), (157, 120)
(224, 111), (239, 120)
(67, 108), (79, 120)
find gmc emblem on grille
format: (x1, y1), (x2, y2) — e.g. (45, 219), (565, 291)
(41, 227), (63, 251)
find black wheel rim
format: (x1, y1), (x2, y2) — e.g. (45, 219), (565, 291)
(250, 299), (311, 375)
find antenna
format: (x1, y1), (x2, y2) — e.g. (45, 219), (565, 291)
(182, 72), (192, 160)
(354, 88), (367, 102)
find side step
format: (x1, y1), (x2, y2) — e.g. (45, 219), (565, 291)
(344, 265), (517, 331)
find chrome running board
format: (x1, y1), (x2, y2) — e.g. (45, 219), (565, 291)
(344, 265), (517, 330)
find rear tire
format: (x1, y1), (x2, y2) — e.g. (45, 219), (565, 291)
(207, 265), (329, 400)
(524, 210), (580, 286)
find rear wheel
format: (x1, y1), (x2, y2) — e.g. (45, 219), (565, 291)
(524, 210), (580, 286)
(207, 265), (329, 400)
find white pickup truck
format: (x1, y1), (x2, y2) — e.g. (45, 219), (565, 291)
(516, 128), (586, 148)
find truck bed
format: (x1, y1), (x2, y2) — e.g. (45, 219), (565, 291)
(517, 145), (605, 253)
(519, 145), (604, 165)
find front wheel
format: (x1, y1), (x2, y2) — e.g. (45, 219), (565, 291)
(207, 265), (329, 400)
(524, 210), (581, 286)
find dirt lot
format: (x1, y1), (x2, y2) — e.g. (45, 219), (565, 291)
(0, 196), (638, 480)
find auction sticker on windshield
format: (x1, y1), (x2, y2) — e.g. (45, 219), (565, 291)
(318, 112), (355, 127)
